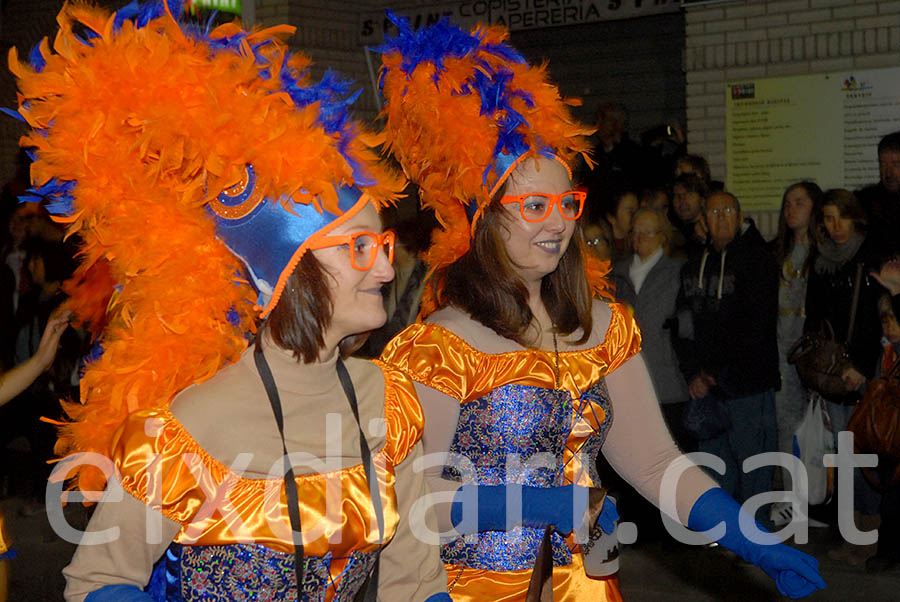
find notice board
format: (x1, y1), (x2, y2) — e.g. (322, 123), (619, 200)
(725, 67), (900, 211)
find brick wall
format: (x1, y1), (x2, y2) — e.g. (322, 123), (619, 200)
(685, 0), (900, 234)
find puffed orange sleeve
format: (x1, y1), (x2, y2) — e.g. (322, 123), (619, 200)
(379, 324), (471, 400)
(599, 302), (642, 374)
(375, 362), (428, 466)
(110, 408), (227, 525)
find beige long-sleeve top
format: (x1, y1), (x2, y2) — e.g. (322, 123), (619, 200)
(381, 300), (718, 534)
(63, 340), (446, 601)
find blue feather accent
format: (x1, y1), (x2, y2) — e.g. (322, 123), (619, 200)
(28, 43), (46, 73)
(82, 340), (105, 373)
(0, 107), (25, 122)
(113, 1), (140, 31)
(25, 178), (76, 216)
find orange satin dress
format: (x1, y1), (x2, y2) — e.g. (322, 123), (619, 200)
(380, 302), (641, 602)
(106, 362), (425, 601)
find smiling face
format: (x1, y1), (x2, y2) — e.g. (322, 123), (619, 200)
(311, 201), (394, 348)
(783, 186), (813, 233)
(822, 203), (854, 244)
(498, 157), (576, 286)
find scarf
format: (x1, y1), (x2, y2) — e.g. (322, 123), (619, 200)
(814, 231), (864, 275)
(630, 247), (663, 294)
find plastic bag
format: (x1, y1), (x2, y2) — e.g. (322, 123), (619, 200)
(792, 394), (835, 505)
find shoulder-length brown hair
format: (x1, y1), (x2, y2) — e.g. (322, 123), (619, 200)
(772, 181), (822, 275)
(258, 251), (366, 363)
(438, 192), (594, 347)
(817, 188), (867, 244)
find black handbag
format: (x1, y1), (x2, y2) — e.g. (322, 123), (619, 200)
(788, 263), (862, 398)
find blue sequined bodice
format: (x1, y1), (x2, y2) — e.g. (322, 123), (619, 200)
(145, 543), (376, 602)
(441, 381), (612, 571)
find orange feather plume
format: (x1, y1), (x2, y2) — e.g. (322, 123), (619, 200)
(377, 15), (601, 316)
(9, 1), (403, 495)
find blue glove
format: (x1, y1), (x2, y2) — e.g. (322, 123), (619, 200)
(423, 594), (452, 602)
(688, 488), (826, 599)
(85, 584), (155, 602)
(450, 484), (618, 535)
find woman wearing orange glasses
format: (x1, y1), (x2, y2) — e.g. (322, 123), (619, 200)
(376, 13), (825, 602)
(9, 3), (449, 601)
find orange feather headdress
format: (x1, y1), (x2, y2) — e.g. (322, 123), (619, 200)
(377, 12), (609, 317)
(7, 0), (403, 495)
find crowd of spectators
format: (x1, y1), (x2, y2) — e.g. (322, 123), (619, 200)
(0, 150), (81, 516)
(582, 120), (900, 574)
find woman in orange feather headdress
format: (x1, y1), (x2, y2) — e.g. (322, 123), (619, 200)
(7, 2), (450, 600)
(375, 12), (825, 602)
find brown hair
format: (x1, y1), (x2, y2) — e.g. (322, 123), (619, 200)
(440, 196), (594, 347)
(818, 188), (867, 243)
(772, 181), (822, 275)
(259, 251), (366, 363)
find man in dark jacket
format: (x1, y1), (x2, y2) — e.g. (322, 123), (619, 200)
(856, 131), (900, 265)
(678, 191), (780, 512)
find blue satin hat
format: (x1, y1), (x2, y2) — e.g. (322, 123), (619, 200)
(210, 165), (371, 318)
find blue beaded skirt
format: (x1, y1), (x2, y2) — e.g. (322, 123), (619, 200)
(145, 543), (376, 601)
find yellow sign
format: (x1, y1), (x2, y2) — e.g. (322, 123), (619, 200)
(725, 67), (900, 211)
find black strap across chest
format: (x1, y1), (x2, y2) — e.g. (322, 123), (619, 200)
(253, 346), (383, 601)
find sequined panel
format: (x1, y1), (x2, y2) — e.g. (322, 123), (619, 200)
(441, 384), (574, 570)
(146, 543), (376, 602)
(574, 380), (614, 486)
(441, 527), (572, 571)
(443, 384), (572, 487)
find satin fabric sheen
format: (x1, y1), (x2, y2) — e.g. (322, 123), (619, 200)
(381, 302), (641, 601)
(107, 364), (424, 563)
(382, 302), (641, 489)
(445, 549), (624, 602)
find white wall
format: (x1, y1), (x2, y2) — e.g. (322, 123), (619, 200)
(684, 0), (900, 235)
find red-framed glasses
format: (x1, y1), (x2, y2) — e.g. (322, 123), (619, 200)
(500, 190), (586, 222)
(307, 230), (396, 271)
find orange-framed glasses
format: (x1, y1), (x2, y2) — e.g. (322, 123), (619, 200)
(307, 230), (396, 271)
(500, 190), (586, 222)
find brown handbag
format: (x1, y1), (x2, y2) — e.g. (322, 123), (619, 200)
(788, 321), (853, 397)
(848, 354), (900, 489)
(788, 264), (862, 398)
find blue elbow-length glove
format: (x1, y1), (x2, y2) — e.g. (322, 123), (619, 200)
(85, 584), (154, 602)
(688, 488), (826, 599)
(450, 484), (618, 535)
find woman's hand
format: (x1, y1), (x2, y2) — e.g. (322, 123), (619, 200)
(841, 365), (865, 391)
(688, 370), (716, 400)
(33, 308), (71, 373)
(871, 258), (900, 296)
